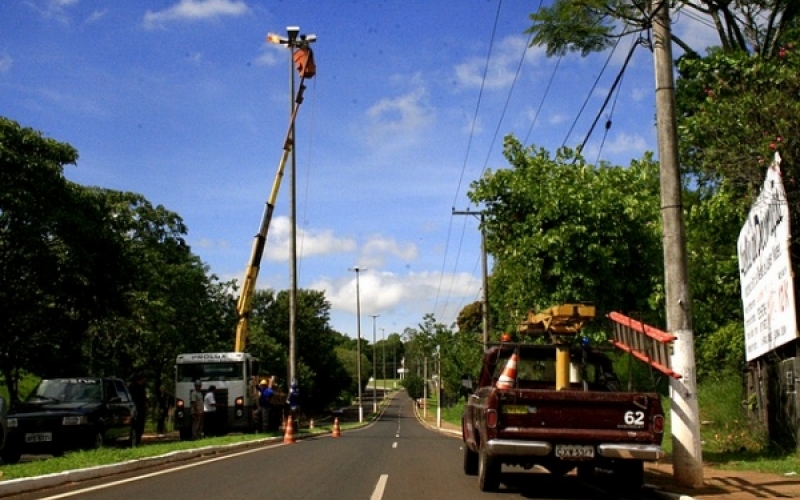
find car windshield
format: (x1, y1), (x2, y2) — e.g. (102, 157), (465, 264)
(29, 379), (102, 403)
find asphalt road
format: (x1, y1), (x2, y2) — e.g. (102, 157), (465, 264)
(3, 392), (659, 500)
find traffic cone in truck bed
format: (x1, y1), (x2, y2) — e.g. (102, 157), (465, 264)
(496, 353), (519, 389)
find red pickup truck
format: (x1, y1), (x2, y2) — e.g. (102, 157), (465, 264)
(461, 343), (665, 492)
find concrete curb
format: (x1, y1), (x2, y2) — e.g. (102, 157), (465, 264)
(0, 435), (287, 497)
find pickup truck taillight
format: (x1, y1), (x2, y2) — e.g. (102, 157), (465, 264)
(652, 414), (665, 433)
(486, 409), (498, 429)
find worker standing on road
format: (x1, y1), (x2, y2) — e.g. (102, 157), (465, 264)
(191, 380), (204, 439)
(257, 377), (274, 432)
(203, 385), (217, 437)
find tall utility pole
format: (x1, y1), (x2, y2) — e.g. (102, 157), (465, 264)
(270, 26), (316, 388)
(349, 266), (365, 422)
(651, 2), (703, 487)
(452, 209), (490, 346)
(371, 314), (379, 413)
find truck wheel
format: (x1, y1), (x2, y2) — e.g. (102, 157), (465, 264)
(616, 460), (644, 490)
(478, 446), (500, 491)
(85, 431), (104, 450)
(463, 445), (478, 475)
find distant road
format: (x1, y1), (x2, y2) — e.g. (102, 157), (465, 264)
(6, 392), (634, 500)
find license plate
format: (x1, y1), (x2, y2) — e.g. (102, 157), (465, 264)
(25, 432), (52, 443)
(555, 444), (594, 458)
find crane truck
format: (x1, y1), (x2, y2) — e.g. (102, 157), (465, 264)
(173, 41), (316, 440)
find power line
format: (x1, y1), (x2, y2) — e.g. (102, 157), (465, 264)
(576, 35), (642, 161)
(434, 0), (504, 318)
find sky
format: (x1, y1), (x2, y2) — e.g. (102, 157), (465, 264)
(1, 0), (718, 342)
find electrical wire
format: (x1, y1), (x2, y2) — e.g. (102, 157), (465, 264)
(433, 0), (504, 317)
(561, 36), (622, 149)
(576, 35), (641, 163)
(524, 53), (563, 145)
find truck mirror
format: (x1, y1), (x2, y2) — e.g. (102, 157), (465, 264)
(461, 376), (473, 390)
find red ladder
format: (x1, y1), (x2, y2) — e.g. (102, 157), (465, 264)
(607, 312), (681, 379)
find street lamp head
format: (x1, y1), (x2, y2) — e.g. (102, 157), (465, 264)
(302, 34), (317, 43)
(287, 26), (300, 40)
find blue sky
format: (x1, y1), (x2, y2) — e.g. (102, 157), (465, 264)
(1, 0), (716, 341)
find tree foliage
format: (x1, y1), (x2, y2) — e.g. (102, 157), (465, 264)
(527, 0), (800, 58)
(468, 137), (664, 333)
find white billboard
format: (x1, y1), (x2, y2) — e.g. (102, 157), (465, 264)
(738, 153), (797, 361)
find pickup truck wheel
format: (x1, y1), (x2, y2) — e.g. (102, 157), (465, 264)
(463, 445), (478, 475)
(478, 446), (500, 491)
(126, 426), (137, 448)
(616, 460), (644, 490)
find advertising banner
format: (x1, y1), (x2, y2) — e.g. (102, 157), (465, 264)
(738, 153), (797, 361)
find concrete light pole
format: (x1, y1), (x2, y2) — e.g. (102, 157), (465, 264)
(370, 315), (379, 413)
(348, 267), (365, 422)
(381, 328), (386, 394)
(268, 26), (316, 388)
(452, 209), (490, 346)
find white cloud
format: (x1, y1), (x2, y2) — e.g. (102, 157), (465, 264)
(312, 270), (479, 320)
(454, 35), (540, 91)
(364, 86), (434, 146)
(262, 216), (357, 261)
(360, 235), (418, 268)
(85, 9), (107, 24)
(144, 0), (249, 29)
(27, 0), (77, 22)
(0, 53), (12, 74)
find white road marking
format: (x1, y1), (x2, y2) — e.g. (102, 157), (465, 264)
(35, 442), (286, 499)
(392, 442), (398, 448)
(370, 474), (389, 500)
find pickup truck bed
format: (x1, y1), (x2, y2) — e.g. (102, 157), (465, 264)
(462, 343), (665, 492)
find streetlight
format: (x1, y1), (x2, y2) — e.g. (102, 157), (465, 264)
(381, 328), (386, 394)
(348, 266), (365, 422)
(266, 26), (316, 388)
(435, 345), (441, 429)
(370, 315), (379, 413)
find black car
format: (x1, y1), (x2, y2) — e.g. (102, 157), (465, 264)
(1, 377), (137, 464)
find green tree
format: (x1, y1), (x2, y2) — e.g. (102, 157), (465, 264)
(0, 118), (130, 402)
(247, 288), (352, 415)
(468, 137), (664, 333)
(526, 0), (799, 58)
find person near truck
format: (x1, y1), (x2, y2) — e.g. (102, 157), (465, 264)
(257, 377), (274, 432)
(190, 380), (204, 439)
(203, 385), (217, 437)
(129, 373), (148, 445)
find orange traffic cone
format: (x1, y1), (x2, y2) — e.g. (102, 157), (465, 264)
(495, 352), (519, 389)
(283, 416), (296, 444)
(332, 417), (341, 438)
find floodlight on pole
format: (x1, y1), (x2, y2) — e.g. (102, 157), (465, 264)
(348, 266), (366, 423)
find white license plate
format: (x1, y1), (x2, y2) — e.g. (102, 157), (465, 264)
(555, 444), (594, 458)
(25, 432), (52, 443)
